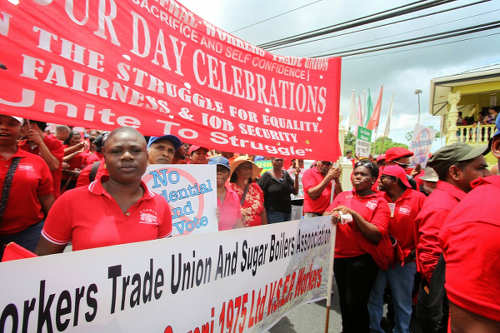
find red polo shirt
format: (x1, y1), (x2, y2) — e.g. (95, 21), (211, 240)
(76, 159), (108, 188)
(85, 152), (103, 165)
(0, 149), (53, 235)
(41, 176), (172, 251)
(20, 134), (64, 197)
(302, 167), (333, 214)
(416, 181), (466, 281)
(383, 189), (426, 260)
(327, 191), (393, 269)
(440, 176), (500, 321)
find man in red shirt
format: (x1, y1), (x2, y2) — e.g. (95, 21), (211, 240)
(20, 120), (64, 197)
(439, 115), (500, 332)
(0, 115), (54, 257)
(414, 142), (490, 333)
(36, 127), (172, 253)
(302, 161), (342, 216)
(368, 165), (426, 333)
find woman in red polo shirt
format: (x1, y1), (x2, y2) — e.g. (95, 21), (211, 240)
(326, 159), (391, 333)
(36, 127), (172, 253)
(0, 115), (54, 258)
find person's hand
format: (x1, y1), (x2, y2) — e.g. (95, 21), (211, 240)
(62, 161), (70, 170)
(326, 166), (341, 181)
(26, 129), (44, 146)
(293, 165), (301, 177)
(331, 205), (355, 216)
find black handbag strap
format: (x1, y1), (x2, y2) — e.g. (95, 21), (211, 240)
(240, 183), (250, 205)
(89, 161), (101, 183)
(0, 157), (22, 221)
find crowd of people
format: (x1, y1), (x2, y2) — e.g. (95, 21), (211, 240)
(0, 112), (499, 332)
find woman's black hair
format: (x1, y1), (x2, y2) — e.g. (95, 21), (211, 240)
(354, 159), (379, 178)
(63, 130), (74, 146)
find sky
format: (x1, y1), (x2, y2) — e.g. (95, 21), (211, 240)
(177, 0), (500, 150)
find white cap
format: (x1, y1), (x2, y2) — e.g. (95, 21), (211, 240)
(10, 116), (23, 124)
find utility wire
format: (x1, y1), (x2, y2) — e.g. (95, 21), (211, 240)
(230, 0), (326, 33)
(305, 6), (499, 57)
(342, 31), (500, 60)
(258, 0), (457, 49)
(267, 0), (490, 51)
(313, 20), (500, 57)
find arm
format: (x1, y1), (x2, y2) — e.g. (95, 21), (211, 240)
(449, 302), (500, 333)
(63, 149), (83, 162)
(292, 169), (299, 195)
(416, 209), (450, 282)
(261, 206), (268, 225)
(39, 194), (55, 215)
(307, 170), (335, 199)
(26, 130), (61, 171)
(64, 142), (85, 155)
(36, 237), (66, 256)
(331, 205), (382, 244)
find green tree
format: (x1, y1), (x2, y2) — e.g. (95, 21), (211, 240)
(371, 136), (408, 155)
(344, 131), (356, 153)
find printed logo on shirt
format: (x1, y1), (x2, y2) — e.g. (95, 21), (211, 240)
(366, 200), (378, 210)
(399, 206), (411, 215)
(18, 165), (34, 172)
(139, 209), (159, 225)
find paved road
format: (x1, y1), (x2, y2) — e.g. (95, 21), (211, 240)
(267, 299), (342, 333)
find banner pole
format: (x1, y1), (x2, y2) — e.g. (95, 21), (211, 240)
(324, 220), (337, 333)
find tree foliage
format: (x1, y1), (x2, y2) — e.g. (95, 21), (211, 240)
(371, 136), (408, 155)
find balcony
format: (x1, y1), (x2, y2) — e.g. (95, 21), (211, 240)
(455, 124), (496, 145)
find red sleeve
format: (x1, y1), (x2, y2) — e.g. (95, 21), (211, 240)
(76, 164), (92, 188)
(370, 198), (390, 236)
(158, 200), (173, 238)
(41, 192), (72, 245)
(37, 159), (54, 196)
(442, 222), (500, 321)
(417, 208), (450, 281)
(45, 136), (64, 162)
(301, 170), (315, 192)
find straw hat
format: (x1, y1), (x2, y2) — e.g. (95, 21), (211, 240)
(230, 155), (262, 180)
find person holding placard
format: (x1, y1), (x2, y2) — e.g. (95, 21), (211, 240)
(36, 127), (172, 254)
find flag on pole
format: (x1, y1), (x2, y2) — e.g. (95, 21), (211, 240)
(357, 94), (364, 126)
(383, 95), (394, 138)
(364, 90), (373, 127)
(348, 90), (358, 133)
(366, 86), (384, 130)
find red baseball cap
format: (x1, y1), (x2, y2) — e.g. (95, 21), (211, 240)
(187, 145), (208, 155)
(382, 165), (411, 188)
(385, 147), (414, 162)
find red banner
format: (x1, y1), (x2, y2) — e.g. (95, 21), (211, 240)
(0, 0), (341, 160)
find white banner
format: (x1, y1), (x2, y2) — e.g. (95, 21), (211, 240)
(0, 218), (334, 333)
(143, 164), (218, 236)
(355, 138), (371, 158)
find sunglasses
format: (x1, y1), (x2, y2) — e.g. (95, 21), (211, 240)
(321, 161), (332, 166)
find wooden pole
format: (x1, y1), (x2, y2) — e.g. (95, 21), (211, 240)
(324, 218), (337, 333)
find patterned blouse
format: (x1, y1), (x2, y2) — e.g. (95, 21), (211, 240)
(228, 182), (265, 227)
